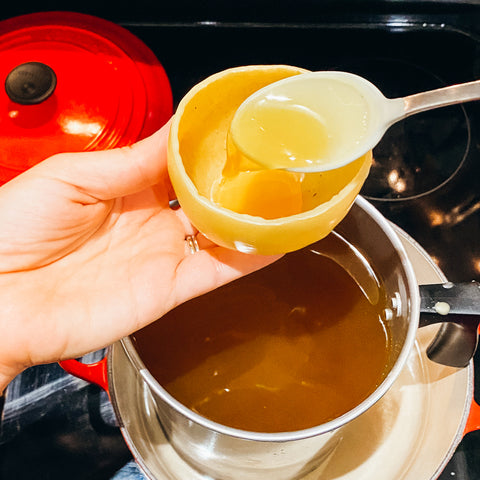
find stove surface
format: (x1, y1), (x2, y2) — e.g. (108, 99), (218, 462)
(0, 2), (479, 479)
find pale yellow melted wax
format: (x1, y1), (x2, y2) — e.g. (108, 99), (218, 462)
(212, 79), (370, 220)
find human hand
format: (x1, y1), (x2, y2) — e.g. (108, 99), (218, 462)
(0, 121), (279, 392)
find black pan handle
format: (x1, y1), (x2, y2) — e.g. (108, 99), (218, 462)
(419, 281), (480, 368)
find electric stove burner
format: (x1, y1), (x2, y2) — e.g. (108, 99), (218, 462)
(336, 58), (471, 201)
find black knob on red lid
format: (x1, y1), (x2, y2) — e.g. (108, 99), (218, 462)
(5, 62), (57, 105)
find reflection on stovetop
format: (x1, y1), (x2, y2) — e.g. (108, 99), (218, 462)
(352, 57), (470, 201)
(0, 3), (479, 479)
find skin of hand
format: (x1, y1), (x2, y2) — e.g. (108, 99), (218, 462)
(0, 121), (280, 393)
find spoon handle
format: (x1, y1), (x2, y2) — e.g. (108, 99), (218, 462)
(399, 79), (480, 120)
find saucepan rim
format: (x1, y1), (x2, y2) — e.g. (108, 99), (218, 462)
(121, 196), (421, 443)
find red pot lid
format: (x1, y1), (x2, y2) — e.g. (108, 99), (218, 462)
(0, 12), (173, 185)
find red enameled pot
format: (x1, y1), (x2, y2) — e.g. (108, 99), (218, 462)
(0, 11), (173, 185)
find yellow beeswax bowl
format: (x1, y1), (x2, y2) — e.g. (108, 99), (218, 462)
(167, 65), (373, 255)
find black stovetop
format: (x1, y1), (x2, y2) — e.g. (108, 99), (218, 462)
(0, 1), (479, 479)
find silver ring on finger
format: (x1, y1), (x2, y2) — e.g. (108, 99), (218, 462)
(185, 234), (200, 254)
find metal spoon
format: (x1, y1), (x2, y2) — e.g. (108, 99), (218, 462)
(231, 71), (480, 173)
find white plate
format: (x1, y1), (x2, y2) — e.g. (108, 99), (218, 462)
(109, 226), (473, 480)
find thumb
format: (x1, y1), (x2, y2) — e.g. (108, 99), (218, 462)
(34, 119), (172, 201)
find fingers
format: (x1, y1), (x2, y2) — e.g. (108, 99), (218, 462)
(35, 119), (172, 201)
(175, 207), (199, 238)
(174, 245), (282, 308)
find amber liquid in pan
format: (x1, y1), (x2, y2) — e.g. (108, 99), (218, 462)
(133, 241), (391, 433)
